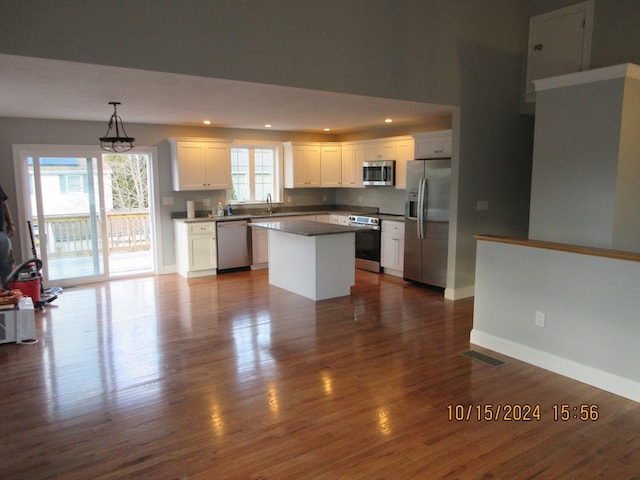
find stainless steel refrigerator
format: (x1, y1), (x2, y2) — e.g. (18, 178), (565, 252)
(403, 159), (451, 288)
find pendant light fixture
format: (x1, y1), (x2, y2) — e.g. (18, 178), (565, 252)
(99, 101), (135, 153)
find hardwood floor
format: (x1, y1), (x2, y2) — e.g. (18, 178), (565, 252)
(1, 269), (638, 479)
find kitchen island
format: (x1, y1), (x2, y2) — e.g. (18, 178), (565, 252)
(251, 220), (363, 301)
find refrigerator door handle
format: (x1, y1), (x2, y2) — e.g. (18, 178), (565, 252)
(423, 178), (429, 235)
(417, 178), (425, 239)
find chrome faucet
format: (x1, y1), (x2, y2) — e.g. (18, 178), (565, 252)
(266, 193), (272, 214)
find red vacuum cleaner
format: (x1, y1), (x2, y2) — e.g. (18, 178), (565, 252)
(3, 221), (62, 308)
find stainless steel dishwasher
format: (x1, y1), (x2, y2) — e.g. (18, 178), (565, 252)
(216, 220), (252, 271)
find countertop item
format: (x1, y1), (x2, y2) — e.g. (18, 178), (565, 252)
(251, 220), (368, 236)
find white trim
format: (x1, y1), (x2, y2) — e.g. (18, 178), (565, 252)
(146, 146), (162, 275)
(156, 265), (177, 275)
(535, 63), (640, 92)
(444, 284), (474, 300)
(382, 267), (402, 278)
(470, 330), (640, 403)
(181, 268), (217, 279)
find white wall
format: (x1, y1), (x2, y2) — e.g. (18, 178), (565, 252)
(472, 238), (640, 402)
(529, 77), (623, 247)
(529, 65), (640, 252)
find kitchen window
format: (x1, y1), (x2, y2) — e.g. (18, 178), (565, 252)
(231, 146), (279, 203)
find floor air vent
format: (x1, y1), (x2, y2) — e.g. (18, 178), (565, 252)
(461, 350), (506, 367)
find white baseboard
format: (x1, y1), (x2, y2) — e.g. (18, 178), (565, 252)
(157, 265), (177, 275)
(445, 284), (474, 300)
(382, 267), (403, 278)
(470, 329), (640, 403)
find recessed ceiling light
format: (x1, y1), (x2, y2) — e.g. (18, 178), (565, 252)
(385, 118), (393, 123)
(324, 128), (331, 132)
(203, 120), (211, 125)
(265, 124), (272, 128)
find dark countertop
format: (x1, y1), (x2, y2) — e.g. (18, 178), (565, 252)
(173, 210), (355, 223)
(251, 220), (367, 236)
(173, 210), (405, 224)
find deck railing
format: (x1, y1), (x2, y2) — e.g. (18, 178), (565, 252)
(37, 212), (151, 256)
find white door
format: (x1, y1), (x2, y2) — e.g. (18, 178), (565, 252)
(525, 1), (594, 102)
(13, 146), (155, 287)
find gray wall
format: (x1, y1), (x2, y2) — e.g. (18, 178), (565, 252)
(2, 0), (638, 291)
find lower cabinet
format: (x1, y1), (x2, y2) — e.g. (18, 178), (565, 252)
(328, 214), (350, 225)
(381, 220), (405, 276)
(250, 214), (326, 268)
(175, 221), (217, 278)
(251, 226), (269, 268)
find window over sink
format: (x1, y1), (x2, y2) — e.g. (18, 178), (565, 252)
(231, 146), (280, 203)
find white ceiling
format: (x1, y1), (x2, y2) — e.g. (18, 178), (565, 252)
(0, 54), (453, 134)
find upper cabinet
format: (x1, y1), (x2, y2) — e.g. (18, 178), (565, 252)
(282, 134), (435, 189)
(169, 138), (232, 191)
(362, 136), (414, 189)
(320, 144), (343, 187)
(341, 143), (365, 188)
(365, 140), (397, 161)
(283, 142), (321, 188)
(394, 137), (414, 190)
(413, 130), (452, 159)
(524, 1), (594, 104)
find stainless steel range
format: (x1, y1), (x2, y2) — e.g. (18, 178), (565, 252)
(348, 214), (381, 272)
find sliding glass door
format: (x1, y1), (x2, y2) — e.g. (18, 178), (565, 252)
(13, 146), (155, 287)
(27, 155), (108, 285)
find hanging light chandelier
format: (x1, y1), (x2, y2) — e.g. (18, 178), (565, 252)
(99, 101), (135, 153)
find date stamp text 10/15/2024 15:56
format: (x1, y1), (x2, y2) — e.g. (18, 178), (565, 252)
(446, 404), (600, 422)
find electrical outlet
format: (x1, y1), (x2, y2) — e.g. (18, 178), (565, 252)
(322, 194), (327, 202)
(476, 200), (489, 211)
(162, 196), (174, 206)
(202, 199), (211, 207)
(535, 311), (545, 327)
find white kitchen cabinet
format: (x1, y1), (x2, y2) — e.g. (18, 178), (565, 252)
(365, 141), (396, 161)
(251, 214), (320, 267)
(328, 214), (350, 226)
(381, 220), (405, 276)
(341, 143), (364, 188)
(320, 144), (342, 187)
(394, 137), (414, 189)
(283, 142), (321, 188)
(413, 131), (452, 159)
(174, 220), (217, 278)
(169, 138), (232, 191)
(251, 226), (269, 268)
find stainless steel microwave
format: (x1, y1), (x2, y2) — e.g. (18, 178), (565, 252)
(363, 160), (395, 186)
